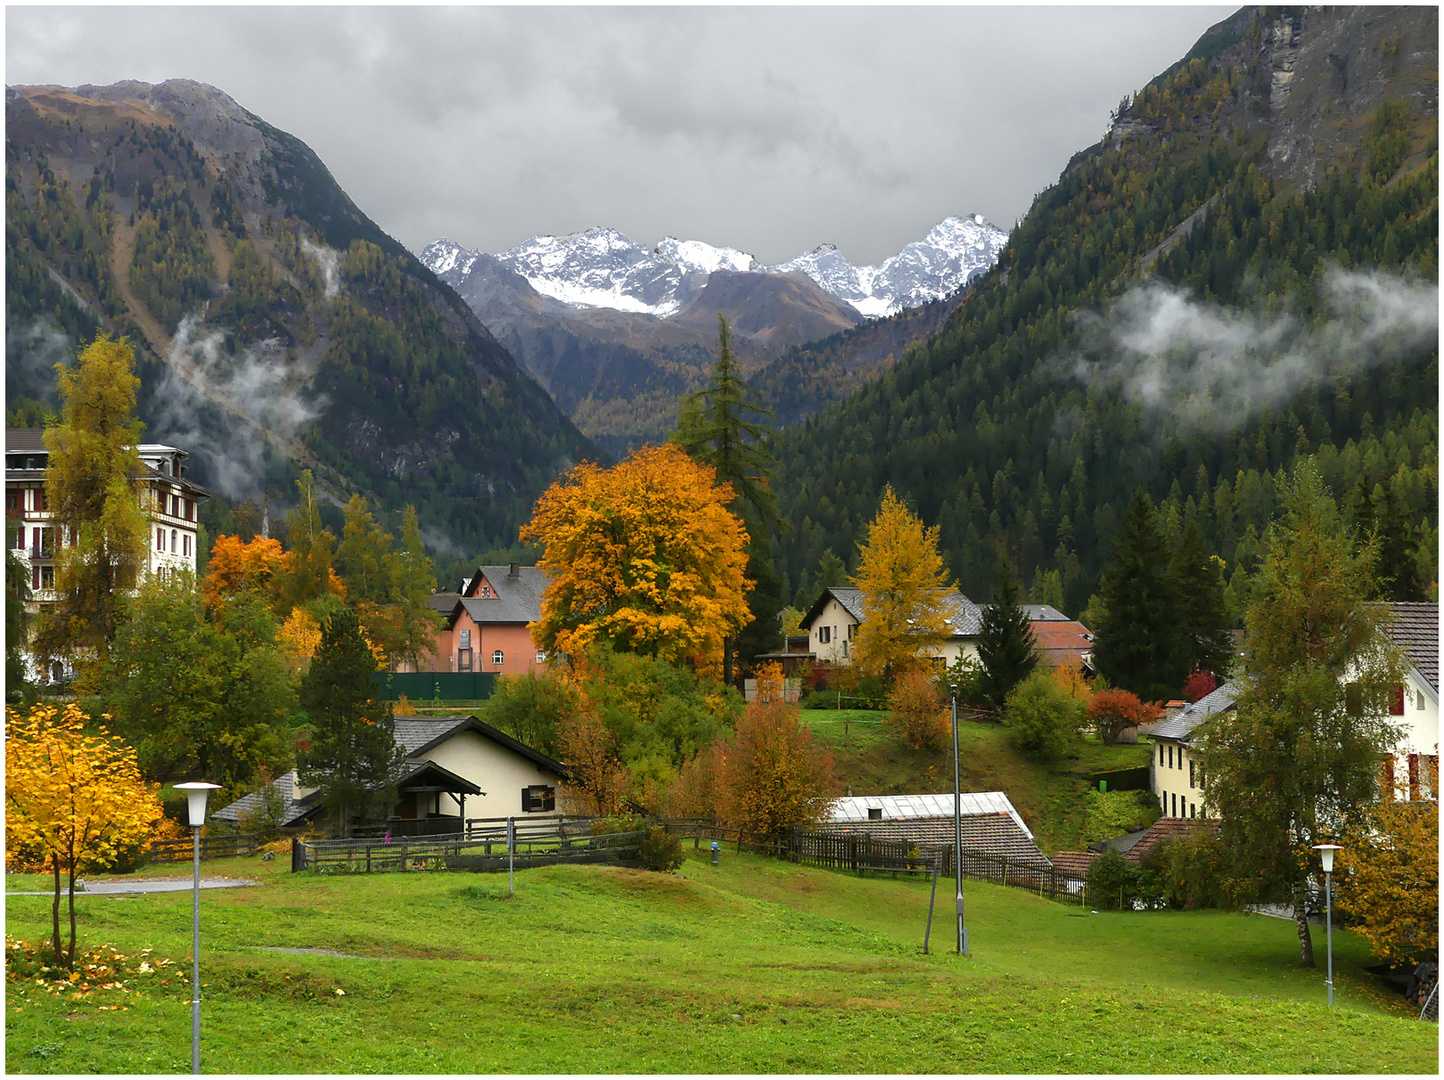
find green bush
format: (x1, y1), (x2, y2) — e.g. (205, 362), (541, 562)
(1003, 670), (1084, 760)
(1085, 847), (1138, 910)
(591, 815), (641, 836)
(638, 825), (685, 872)
(1137, 830), (1233, 910)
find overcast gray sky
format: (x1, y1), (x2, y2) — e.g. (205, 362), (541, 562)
(6, 5), (1234, 266)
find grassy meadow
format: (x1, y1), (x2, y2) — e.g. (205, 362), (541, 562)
(801, 708), (1153, 852)
(5, 847), (1434, 1074)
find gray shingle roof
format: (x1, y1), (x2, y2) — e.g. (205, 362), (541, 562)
(806, 586), (983, 638)
(1021, 605), (1069, 621)
(212, 769), (322, 826)
(1149, 680), (1240, 742)
(455, 566), (548, 626)
(391, 716), (474, 755)
(1384, 602), (1438, 692)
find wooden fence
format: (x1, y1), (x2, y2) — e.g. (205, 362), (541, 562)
(147, 833), (266, 864)
(657, 820), (1088, 906)
(292, 822), (642, 874)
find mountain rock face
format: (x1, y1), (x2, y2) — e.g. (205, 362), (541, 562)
(6, 79), (594, 563)
(422, 215), (1006, 452)
(776, 4), (1438, 615)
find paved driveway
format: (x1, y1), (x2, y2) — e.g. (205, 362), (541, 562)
(8, 878), (259, 896)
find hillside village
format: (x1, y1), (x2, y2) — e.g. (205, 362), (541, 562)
(4, 4), (1439, 1073)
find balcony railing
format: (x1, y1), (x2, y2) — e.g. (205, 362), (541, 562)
(25, 546), (54, 561)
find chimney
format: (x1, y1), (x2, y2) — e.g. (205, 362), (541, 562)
(508, 562), (520, 579)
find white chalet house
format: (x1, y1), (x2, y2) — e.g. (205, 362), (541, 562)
(801, 586), (984, 668)
(1149, 601), (1441, 817)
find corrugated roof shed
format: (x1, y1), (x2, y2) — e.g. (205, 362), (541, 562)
(828, 791), (1032, 838)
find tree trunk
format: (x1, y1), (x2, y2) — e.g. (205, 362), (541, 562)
(67, 861), (78, 971)
(1293, 877), (1315, 968)
(50, 854), (64, 969)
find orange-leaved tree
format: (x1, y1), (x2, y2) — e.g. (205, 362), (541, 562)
(711, 696), (837, 838)
(520, 443), (752, 678)
(887, 668), (950, 750)
(556, 699), (633, 818)
(851, 485), (954, 681)
(1086, 688), (1156, 744)
(1336, 796), (1439, 968)
(5, 703), (165, 970)
(201, 534), (287, 613)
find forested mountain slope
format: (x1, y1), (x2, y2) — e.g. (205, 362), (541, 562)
(5, 80), (595, 561)
(775, 6), (1438, 615)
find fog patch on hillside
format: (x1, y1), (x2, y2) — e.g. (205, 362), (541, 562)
(302, 238), (341, 299)
(149, 313), (324, 500)
(1064, 268), (1438, 432)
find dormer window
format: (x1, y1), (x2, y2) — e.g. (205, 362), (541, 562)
(481, 585), (491, 598)
(867, 807), (882, 821)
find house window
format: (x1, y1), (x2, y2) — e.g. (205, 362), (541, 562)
(847, 623), (856, 640)
(1391, 685), (1406, 716)
(535, 651), (547, 664)
(170, 529), (178, 554)
(492, 650), (505, 666)
(1408, 753), (1420, 801)
(522, 785), (556, 813)
(5, 489), (18, 513)
(480, 584), (492, 598)
(1345, 682), (1362, 715)
(157, 528), (165, 552)
(1418, 688), (1427, 711)
(1189, 760), (1195, 788)
(1158, 744), (1164, 765)
(183, 534), (190, 558)
(818, 626), (831, 644)
(1167, 745), (1173, 769)
(1189, 803), (1195, 819)
(1171, 792), (1177, 817)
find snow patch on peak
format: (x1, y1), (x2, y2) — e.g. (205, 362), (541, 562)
(655, 237), (756, 276)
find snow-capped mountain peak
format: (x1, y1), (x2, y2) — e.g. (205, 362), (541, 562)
(420, 215), (1009, 321)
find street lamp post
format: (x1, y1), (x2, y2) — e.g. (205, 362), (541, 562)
(1313, 844), (1342, 1007)
(175, 782), (221, 1074)
(950, 684), (969, 956)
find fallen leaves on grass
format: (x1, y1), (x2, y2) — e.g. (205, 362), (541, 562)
(5, 936), (181, 1009)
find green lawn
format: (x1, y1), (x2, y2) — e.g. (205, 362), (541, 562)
(5, 849), (1434, 1073)
(801, 709), (1155, 852)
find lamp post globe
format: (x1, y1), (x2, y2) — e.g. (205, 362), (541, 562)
(1312, 844), (1343, 1007)
(174, 782), (221, 1073)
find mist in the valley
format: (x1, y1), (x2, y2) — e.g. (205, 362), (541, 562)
(1063, 267), (1438, 432)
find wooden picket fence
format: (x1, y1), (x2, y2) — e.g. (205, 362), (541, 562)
(657, 819), (1088, 906)
(292, 821), (643, 874)
(147, 833), (265, 864)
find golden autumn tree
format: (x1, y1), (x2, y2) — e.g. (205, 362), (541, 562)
(1336, 797), (1439, 967)
(850, 485), (954, 681)
(5, 703), (165, 970)
(519, 443), (752, 677)
(278, 606), (323, 673)
(201, 534), (287, 614)
(555, 702), (633, 818)
(35, 334), (150, 685)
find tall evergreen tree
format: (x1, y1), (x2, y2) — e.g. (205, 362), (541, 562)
(296, 609), (404, 836)
(1091, 490), (1183, 701)
(1196, 461), (1404, 967)
(976, 555), (1040, 712)
(675, 315), (782, 684)
(275, 469), (339, 613)
(1374, 477), (1425, 602)
(1170, 520), (1235, 681)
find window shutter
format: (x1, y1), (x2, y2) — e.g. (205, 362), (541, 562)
(1391, 685), (1406, 716)
(543, 787), (556, 811)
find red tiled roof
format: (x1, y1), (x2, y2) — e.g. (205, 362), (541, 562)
(1125, 817), (1218, 865)
(1031, 620), (1093, 667)
(1051, 850), (1098, 880)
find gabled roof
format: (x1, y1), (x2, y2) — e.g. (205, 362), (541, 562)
(211, 769), (323, 826)
(1120, 817), (1219, 865)
(447, 566), (549, 627)
(1149, 680), (1241, 742)
(828, 791), (1033, 839)
(395, 758), (484, 796)
(6, 428), (46, 453)
(1022, 604), (1070, 621)
(1050, 850), (1098, 879)
(801, 586), (984, 639)
(1383, 602), (1438, 693)
(391, 715), (567, 777)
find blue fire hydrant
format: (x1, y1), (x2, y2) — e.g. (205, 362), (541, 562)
(711, 841), (720, 866)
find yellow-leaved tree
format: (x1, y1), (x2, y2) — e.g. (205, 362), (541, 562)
(5, 704), (165, 970)
(1336, 796), (1439, 968)
(519, 443), (752, 678)
(201, 534), (287, 614)
(851, 485), (954, 681)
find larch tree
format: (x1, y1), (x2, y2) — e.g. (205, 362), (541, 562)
(714, 695), (838, 838)
(1170, 520), (1235, 682)
(1195, 461), (1405, 968)
(675, 315), (782, 684)
(975, 554), (1040, 711)
(1091, 490), (1183, 702)
(850, 485), (954, 681)
(5, 703), (165, 970)
(295, 608), (405, 836)
(34, 334), (150, 686)
(275, 470), (343, 613)
(1335, 797), (1438, 969)
(519, 443), (752, 678)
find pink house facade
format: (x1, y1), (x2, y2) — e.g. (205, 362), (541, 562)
(424, 563), (552, 676)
